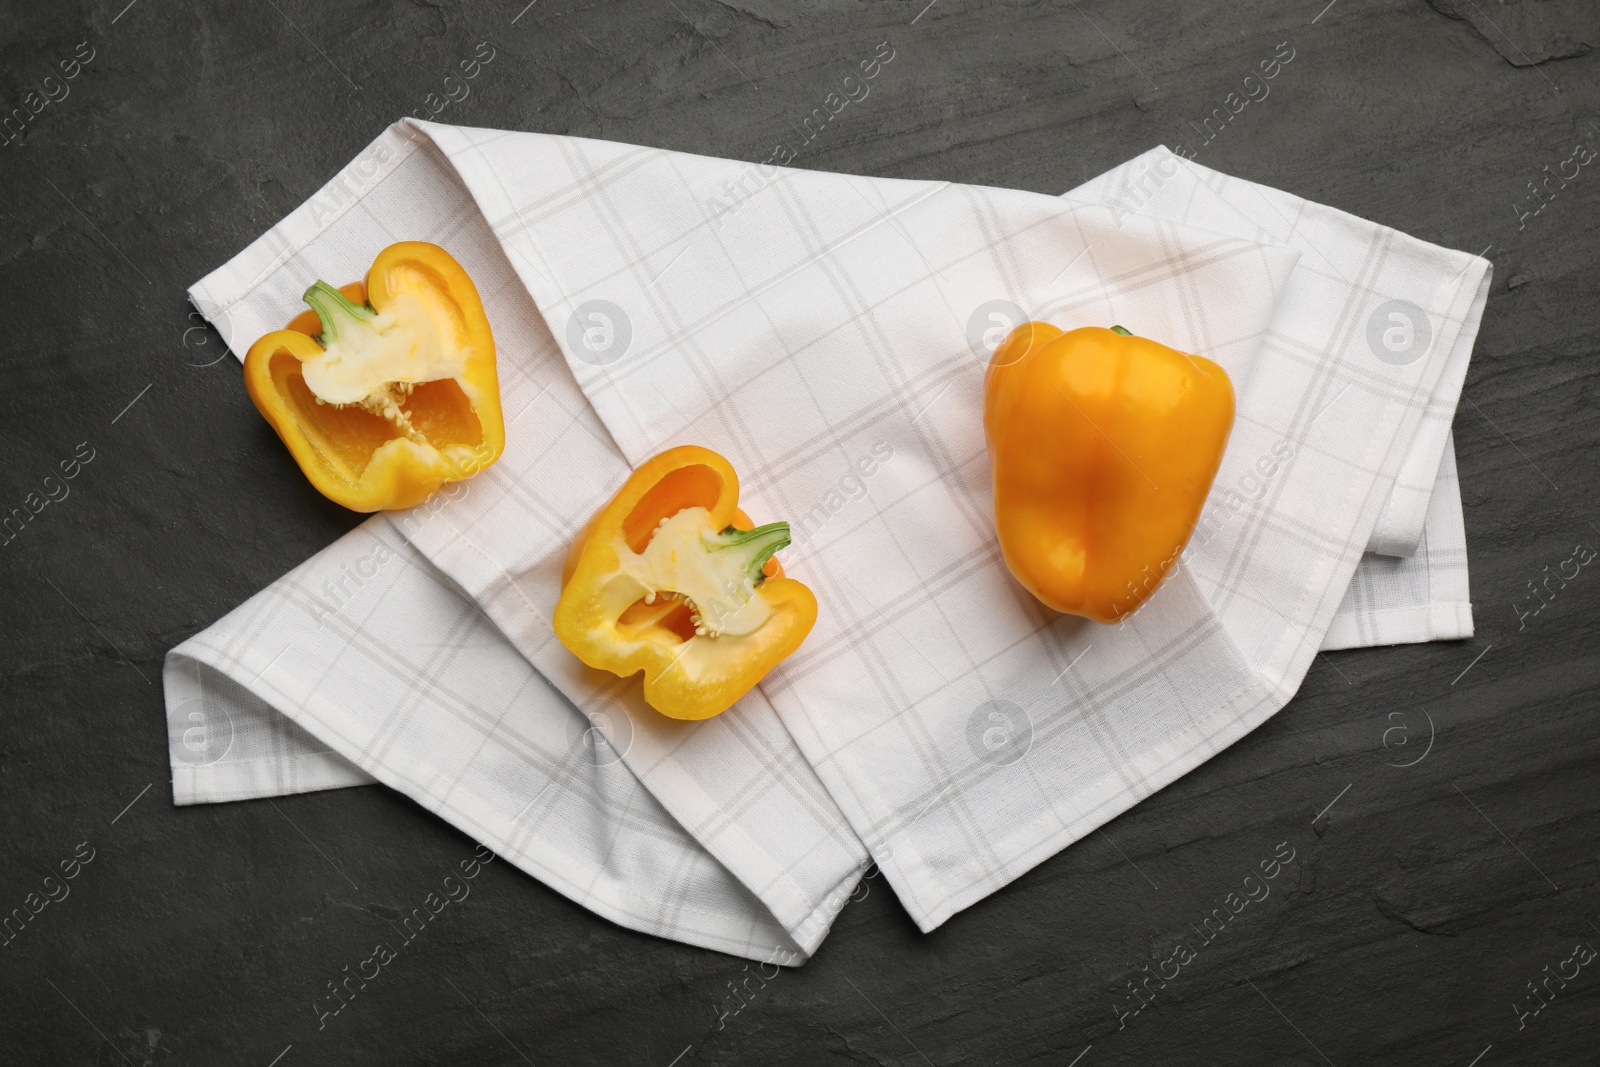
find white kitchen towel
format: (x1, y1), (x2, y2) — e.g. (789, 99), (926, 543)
(170, 122), (1487, 954)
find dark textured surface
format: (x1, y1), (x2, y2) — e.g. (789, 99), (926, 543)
(3, 1), (1598, 1064)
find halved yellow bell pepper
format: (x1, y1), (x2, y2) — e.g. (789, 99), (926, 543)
(984, 323), (1235, 624)
(243, 241), (505, 512)
(554, 446), (817, 720)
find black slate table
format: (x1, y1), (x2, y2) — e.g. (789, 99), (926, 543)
(3, 1), (1598, 1064)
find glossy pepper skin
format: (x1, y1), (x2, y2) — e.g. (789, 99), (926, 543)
(243, 242), (505, 512)
(554, 446), (817, 721)
(984, 322), (1235, 624)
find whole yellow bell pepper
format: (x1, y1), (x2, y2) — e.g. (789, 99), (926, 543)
(984, 323), (1235, 624)
(243, 241), (505, 512)
(554, 446), (817, 720)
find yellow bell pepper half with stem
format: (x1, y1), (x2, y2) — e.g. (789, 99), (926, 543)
(243, 241), (505, 512)
(984, 322), (1236, 624)
(554, 446), (817, 721)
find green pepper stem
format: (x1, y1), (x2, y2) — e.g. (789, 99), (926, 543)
(302, 281), (377, 346)
(1110, 325), (1133, 336)
(715, 521), (791, 585)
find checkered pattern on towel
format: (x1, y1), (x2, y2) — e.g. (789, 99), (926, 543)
(171, 124), (1487, 953)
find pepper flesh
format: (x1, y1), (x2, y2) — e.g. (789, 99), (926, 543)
(243, 241), (505, 512)
(554, 446), (817, 721)
(984, 322), (1235, 623)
